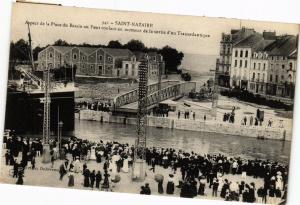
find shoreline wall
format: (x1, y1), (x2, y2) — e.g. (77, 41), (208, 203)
(76, 110), (292, 141)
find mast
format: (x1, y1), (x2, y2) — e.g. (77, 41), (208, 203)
(27, 22), (35, 70)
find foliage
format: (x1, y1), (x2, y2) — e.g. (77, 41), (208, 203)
(159, 46), (184, 74)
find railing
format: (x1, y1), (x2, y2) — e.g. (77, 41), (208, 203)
(113, 81), (196, 109)
(113, 80), (179, 108)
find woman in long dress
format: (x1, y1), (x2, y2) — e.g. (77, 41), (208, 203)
(158, 180), (164, 194)
(166, 174), (175, 194)
(68, 170), (74, 187)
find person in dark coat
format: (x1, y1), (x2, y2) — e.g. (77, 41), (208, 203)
(5, 150), (10, 165)
(220, 179), (229, 198)
(16, 171), (24, 185)
(90, 170), (96, 189)
(68, 171), (74, 187)
(83, 168), (90, 187)
(198, 177), (206, 195)
(144, 183), (151, 195)
(95, 171), (102, 189)
(212, 178), (219, 197)
(59, 163), (66, 180)
(13, 160), (19, 178)
(31, 156), (36, 169)
(166, 174), (175, 194)
(158, 180), (164, 194)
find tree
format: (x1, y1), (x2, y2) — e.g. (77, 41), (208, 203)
(10, 39), (30, 62)
(124, 39), (145, 51)
(159, 46), (184, 73)
(33, 46), (44, 61)
(53, 39), (69, 46)
(107, 40), (123, 48)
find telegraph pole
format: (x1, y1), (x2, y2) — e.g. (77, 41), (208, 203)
(132, 54), (149, 181)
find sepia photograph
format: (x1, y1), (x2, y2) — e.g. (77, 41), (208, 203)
(0, 2), (299, 205)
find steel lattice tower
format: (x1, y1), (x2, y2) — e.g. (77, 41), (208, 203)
(132, 55), (148, 181)
(42, 67), (51, 163)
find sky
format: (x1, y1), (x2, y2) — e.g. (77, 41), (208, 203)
(10, 2), (300, 55)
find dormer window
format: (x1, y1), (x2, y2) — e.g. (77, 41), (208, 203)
(73, 54), (77, 60)
(49, 53), (53, 58)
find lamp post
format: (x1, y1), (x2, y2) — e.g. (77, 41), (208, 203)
(58, 121), (64, 151)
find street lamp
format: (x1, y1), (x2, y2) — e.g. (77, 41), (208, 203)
(58, 121), (64, 151)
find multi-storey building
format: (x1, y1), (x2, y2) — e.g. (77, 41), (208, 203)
(216, 27), (255, 87)
(230, 33), (266, 89)
(248, 32), (277, 94)
(264, 35), (298, 99)
(37, 46), (165, 79)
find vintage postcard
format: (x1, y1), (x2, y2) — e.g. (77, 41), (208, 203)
(1, 2), (299, 204)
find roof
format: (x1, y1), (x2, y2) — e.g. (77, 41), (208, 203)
(264, 35), (298, 56)
(52, 46), (72, 54)
(78, 47), (99, 55)
(102, 48), (133, 57)
(233, 33), (264, 48)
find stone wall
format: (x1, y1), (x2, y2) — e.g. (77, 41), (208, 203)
(76, 110), (292, 141)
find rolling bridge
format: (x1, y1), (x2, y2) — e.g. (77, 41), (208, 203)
(113, 80), (196, 113)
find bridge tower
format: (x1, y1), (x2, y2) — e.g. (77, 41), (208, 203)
(42, 67), (51, 163)
(132, 55), (149, 181)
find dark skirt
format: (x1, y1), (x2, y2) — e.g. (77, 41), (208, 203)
(166, 181), (174, 194)
(68, 175), (74, 187)
(158, 181), (164, 194)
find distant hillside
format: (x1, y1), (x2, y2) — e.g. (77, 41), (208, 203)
(180, 53), (217, 75)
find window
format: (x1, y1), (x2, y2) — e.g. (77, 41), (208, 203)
(234, 60), (237, 67)
(258, 73), (260, 81)
(263, 63), (266, 70)
(125, 64), (129, 69)
(275, 75), (278, 83)
(108, 56), (112, 61)
(82, 56), (86, 61)
(289, 62), (293, 70)
(260, 84), (263, 91)
(245, 50), (248, 57)
(49, 53), (53, 58)
(281, 75), (284, 80)
(90, 65), (93, 69)
(258, 63), (261, 70)
(235, 50), (238, 57)
(270, 75), (273, 82)
(240, 50), (243, 57)
(253, 63), (256, 69)
(125, 67), (128, 75)
(245, 60), (248, 68)
(252, 73), (255, 80)
(73, 54), (77, 60)
(263, 73), (265, 82)
(99, 55), (103, 61)
(282, 64), (285, 69)
(239, 60), (242, 68)
(132, 70), (135, 76)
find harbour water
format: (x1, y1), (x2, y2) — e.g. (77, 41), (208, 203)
(74, 119), (291, 164)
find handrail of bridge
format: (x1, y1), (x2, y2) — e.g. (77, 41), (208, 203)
(113, 80), (180, 108)
(146, 81), (196, 107)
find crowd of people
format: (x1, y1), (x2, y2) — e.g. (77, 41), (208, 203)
(2, 131), (288, 204)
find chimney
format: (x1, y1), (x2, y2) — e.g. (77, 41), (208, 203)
(263, 31), (276, 40)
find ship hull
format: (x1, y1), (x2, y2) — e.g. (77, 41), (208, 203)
(5, 89), (75, 135)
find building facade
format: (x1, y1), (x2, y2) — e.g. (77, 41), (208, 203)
(37, 46), (165, 79)
(216, 28), (255, 87)
(221, 29), (298, 99)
